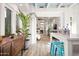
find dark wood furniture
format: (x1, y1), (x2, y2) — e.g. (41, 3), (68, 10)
(11, 35), (24, 56)
(0, 34), (24, 56)
(0, 37), (12, 56)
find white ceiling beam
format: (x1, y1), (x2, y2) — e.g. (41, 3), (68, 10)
(58, 3), (63, 8)
(69, 3), (77, 8)
(47, 3), (50, 8)
(35, 3), (38, 8)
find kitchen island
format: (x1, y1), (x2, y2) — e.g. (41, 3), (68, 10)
(50, 33), (79, 56)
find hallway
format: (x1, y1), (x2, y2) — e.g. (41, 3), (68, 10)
(23, 34), (50, 56)
(0, 3), (79, 56)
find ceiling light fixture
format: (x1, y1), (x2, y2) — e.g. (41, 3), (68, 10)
(40, 23), (44, 24)
(19, 4), (23, 6)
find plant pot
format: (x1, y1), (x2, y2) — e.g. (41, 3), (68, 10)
(24, 39), (30, 50)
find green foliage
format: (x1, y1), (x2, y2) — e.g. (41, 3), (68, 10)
(17, 10), (30, 38)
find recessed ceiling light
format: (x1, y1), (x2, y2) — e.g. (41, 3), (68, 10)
(19, 4), (23, 6)
(40, 23), (44, 24)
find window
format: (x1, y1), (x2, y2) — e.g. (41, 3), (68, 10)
(5, 7), (11, 36)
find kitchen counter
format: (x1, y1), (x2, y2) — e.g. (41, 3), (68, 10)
(50, 33), (79, 40)
(50, 32), (79, 56)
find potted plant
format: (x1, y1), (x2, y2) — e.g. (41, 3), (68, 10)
(17, 10), (30, 50)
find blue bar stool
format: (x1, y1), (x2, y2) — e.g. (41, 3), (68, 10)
(50, 41), (64, 56)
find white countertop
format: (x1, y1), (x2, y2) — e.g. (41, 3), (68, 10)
(50, 33), (79, 41)
(70, 34), (79, 38)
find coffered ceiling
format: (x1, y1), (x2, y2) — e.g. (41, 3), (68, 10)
(17, 3), (78, 13)
(30, 3), (77, 8)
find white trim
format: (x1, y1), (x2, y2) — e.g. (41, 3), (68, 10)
(58, 3), (63, 8)
(47, 3), (50, 8)
(0, 4), (5, 35)
(5, 3), (19, 13)
(69, 3), (77, 8)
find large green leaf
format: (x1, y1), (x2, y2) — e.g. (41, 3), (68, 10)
(17, 10), (30, 38)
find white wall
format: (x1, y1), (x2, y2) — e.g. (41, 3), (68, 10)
(63, 8), (77, 34)
(0, 4), (5, 35)
(64, 5), (79, 34)
(73, 5), (79, 34)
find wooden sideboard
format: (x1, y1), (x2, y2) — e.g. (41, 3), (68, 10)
(11, 35), (24, 56)
(0, 34), (24, 56)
